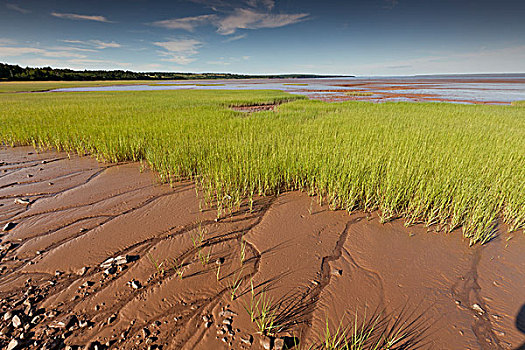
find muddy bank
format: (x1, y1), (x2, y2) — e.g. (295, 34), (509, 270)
(0, 146), (524, 349)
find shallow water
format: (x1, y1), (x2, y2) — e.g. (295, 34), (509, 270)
(50, 75), (525, 104)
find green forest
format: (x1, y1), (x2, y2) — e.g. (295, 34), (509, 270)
(0, 63), (346, 81)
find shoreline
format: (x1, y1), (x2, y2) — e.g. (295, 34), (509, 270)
(1, 146), (524, 349)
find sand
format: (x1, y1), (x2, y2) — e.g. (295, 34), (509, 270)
(1, 146), (524, 349)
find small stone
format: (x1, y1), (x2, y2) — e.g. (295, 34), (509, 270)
(202, 315), (209, 322)
(221, 337), (228, 343)
(108, 314), (117, 324)
(4, 311), (13, 321)
(130, 280), (141, 289)
(7, 339), (19, 350)
(142, 328), (150, 338)
(219, 309), (237, 318)
(222, 318), (232, 325)
(260, 336), (272, 350)
(205, 321), (212, 328)
(104, 266), (117, 275)
(12, 315), (22, 328)
(472, 303), (484, 315)
(274, 338), (285, 350)
(3, 222), (17, 232)
(14, 198), (31, 205)
(78, 320), (88, 328)
(240, 334), (253, 345)
(82, 281), (94, 288)
(77, 267), (88, 276)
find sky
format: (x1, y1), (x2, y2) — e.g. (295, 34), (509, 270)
(1, 0), (524, 76)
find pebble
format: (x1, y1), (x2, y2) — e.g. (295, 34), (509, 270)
(274, 338), (285, 350)
(222, 318), (232, 326)
(77, 267), (88, 276)
(4, 311), (13, 321)
(3, 222), (17, 232)
(108, 314), (117, 324)
(219, 309), (237, 318)
(7, 339), (19, 350)
(260, 336), (272, 350)
(472, 303), (485, 315)
(14, 198), (31, 205)
(240, 334), (253, 345)
(130, 280), (141, 289)
(12, 315), (22, 328)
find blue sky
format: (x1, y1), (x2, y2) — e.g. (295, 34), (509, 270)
(1, 0), (524, 75)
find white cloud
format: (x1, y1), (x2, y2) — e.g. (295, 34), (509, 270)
(0, 46), (86, 58)
(223, 33), (247, 42)
(153, 39), (202, 65)
(216, 8), (308, 35)
(154, 8), (308, 36)
(51, 12), (112, 23)
(61, 39), (121, 49)
(152, 15), (216, 31)
(245, 0), (275, 10)
(0, 38), (16, 45)
(0, 46), (45, 57)
(6, 3), (30, 14)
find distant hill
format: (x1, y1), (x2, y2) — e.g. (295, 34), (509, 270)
(0, 63), (351, 81)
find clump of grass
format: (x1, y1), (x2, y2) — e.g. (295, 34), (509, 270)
(313, 307), (430, 350)
(227, 267), (244, 301)
(243, 281), (282, 336)
(344, 91), (373, 96)
(1, 90), (523, 245)
(148, 253), (165, 275)
(511, 100), (525, 106)
(240, 238), (247, 265)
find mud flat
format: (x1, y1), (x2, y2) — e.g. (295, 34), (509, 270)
(0, 146), (524, 349)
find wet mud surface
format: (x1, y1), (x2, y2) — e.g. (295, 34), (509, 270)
(1, 146), (524, 349)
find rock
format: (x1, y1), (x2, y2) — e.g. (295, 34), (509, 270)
(240, 334), (253, 345)
(274, 338), (285, 350)
(130, 280), (141, 289)
(219, 309), (237, 318)
(205, 321), (212, 328)
(142, 328), (150, 338)
(222, 318), (232, 325)
(202, 315), (209, 322)
(12, 315), (22, 328)
(14, 198), (31, 205)
(108, 314), (117, 324)
(104, 266), (117, 275)
(100, 258), (115, 268)
(82, 281), (94, 288)
(78, 320), (88, 328)
(114, 255), (128, 265)
(7, 339), (19, 350)
(260, 336), (272, 350)
(3, 222), (17, 232)
(472, 303), (484, 315)
(76, 267), (88, 276)
(4, 311), (13, 321)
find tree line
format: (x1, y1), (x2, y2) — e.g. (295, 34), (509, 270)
(0, 63), (347, 81)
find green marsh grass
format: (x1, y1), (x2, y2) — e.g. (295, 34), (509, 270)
(1, 89), (524, 245)
(0, 80), (154, 93)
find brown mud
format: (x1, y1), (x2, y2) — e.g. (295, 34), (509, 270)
(1, 146), (524, 349)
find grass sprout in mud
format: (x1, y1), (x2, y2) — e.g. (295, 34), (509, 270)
(1, 89), (524, 245)
(311, 307), (431, 350)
